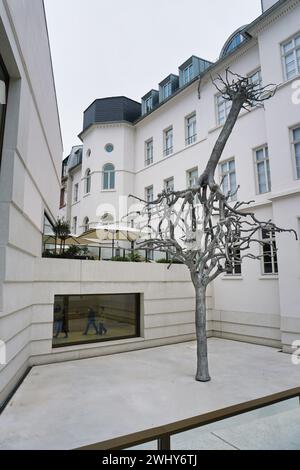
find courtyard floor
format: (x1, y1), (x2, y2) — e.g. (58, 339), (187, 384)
(0, 338), (299, 450)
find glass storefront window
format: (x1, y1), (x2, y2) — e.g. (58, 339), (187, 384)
(52, 293), (140, 347)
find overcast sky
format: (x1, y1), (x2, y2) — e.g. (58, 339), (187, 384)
(44, 0), (262, 157)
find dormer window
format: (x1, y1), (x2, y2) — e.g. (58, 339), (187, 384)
(183, 63), (193, 85)
(163, 81), (172, 100)
(145, 96), (153, 113)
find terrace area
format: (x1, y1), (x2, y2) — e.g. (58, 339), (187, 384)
(0, 338), (299, 450)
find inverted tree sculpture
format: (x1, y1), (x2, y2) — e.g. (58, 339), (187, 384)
(129, 70), (297, 382)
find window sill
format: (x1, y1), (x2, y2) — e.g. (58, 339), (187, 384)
(101, 189), (116, 193)
(259, 275), (279, 280)
(222, 275), (243, 280)
(83, 193), (91, 198)
(72, 200), (80, 206)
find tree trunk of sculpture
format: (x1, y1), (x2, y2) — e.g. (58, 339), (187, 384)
(192, 273), (211, 382)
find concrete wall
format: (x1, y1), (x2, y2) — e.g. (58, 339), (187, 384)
(29, 260), (210, 365)
(0, 0), (63, 407)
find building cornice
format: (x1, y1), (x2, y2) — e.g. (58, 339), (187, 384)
(248, 0), (300, 35)
(78, 121), (134, 141)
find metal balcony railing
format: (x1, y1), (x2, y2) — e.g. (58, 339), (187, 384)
(75, 387), (300, 450)
(185, 134), (197, 145)
(163, 146), (173, 156)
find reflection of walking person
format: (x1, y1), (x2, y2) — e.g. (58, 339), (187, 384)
(98, 306), (107, 335)
(54, 304), (68, 339)
(53, 303), (63, 338)
(83, 307), (98, 335)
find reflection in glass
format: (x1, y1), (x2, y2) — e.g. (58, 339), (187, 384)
(53, 293), (140, 347)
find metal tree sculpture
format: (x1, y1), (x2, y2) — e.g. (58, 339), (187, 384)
(129, 71), (297, 382)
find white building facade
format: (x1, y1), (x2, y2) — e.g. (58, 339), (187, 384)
(62, 0), (300, 353)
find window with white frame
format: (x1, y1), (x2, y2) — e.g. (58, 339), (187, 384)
(72, 216), (77, 235)
(162, 81), (172, 100)
(219, 158), (237, 199)
(185, 113), (197, 145)
(145, 139), (153, 166)
(145, 96), (153, 113)
(282, 33), (300, 80)
(291, 126), (300, 179)
(103, 163), (115, 190)
(255, 146), (271, 194)
(187, 168), (198, 188)
(164, 177), (174, 192)
(248, 68), (262, 87)
(74, 183), (79, 202)
(225, 247), (242, 275)
(216, 94), (231, 126)
(183, 64), (193, 84)
(145, 185), (154, 214)
(83, 217), (89, 232)
(261, 228), (278, 275)
(85, 169), (91, 194)
(164, 127), (173, 156)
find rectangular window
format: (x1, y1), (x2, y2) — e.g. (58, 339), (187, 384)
(72, 216), (77, 234)
(145, 139), (153, 166)
(0, 56), (9, 172)
(248, 68), (262, 87)
(219, 158), (237, 200)
(145, 185), (154, 203)
(52, 293), (140, 347)
(185, 113), (197, 145)
(60, 187), (66, 208)
(291, 126), (300, 179)
(216, 94), (231, 125)
(145, 96), (153, 113)
(187, 168), (198, 188)
(163, 81), (172, 100)
(183, 64), (193, 84)
(164, 127), (173, 156)
(255, 146), (271, 193)
(74, 183), (79, 202)
(282, 33), (300, 80)
(261, 229), (278, 275)
(225, 248), (242, 275)
(164, 177), (174, 192)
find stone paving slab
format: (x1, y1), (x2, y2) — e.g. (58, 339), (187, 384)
(0, 338), (299, 449)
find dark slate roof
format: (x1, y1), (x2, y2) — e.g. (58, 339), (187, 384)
(81, 96), (141, 134)
(67, 145), (83, 171)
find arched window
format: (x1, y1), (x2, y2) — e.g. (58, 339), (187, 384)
(83, 217), (89, 232)
(219, 27), (247, 59)
(103, 163), (115, 190)
(85, 169), (91, 194)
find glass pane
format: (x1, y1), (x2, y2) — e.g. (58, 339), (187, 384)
(266, 160), (271, 191)
(110, 171), (115, 189)
(103, 172), (108, 190)
(172, 398), (300, 449)
(104, 163), (114, 171)
(229, 171), (236, 192)
(222, 174), (229, 194)
(221, 162), (228, 174)
(283, 41), (293, 54)
(256, 149), (264, 162)
(293, 128), (300, 142)
(53, 293), (139, 347)
(295, 36), (300, 46)
(257, 162), (267, 193)
(229, 159), (235, 171)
